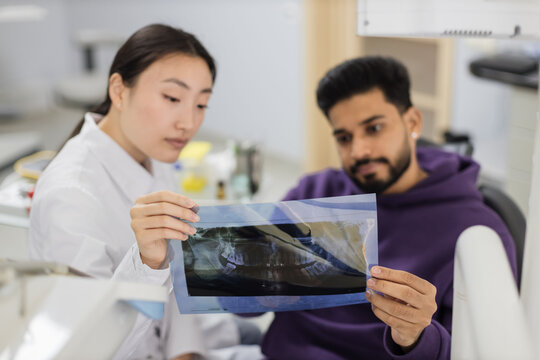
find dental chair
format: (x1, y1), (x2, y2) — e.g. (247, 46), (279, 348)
(418, 134), (526, 288)
(478, 184), (526, 288)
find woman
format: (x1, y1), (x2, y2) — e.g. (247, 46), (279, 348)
(29, 24), (260, 360)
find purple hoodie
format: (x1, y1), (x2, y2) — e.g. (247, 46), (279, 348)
(261, 147), (517, 360)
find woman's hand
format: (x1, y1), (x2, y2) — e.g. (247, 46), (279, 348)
(130, 190), (200, 269)
(365, 266), (437, 352)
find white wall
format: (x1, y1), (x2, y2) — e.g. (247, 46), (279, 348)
(0, 0), (72, 112)
(450, 39), (511, 181)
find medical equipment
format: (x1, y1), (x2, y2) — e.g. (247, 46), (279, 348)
(0, 172), (34, 228)
(230, 141), (262, 201)
(0, 150), (54, 227)
(175, 140), (263, 202)
(357, 0), (540, 39)
(13, 150), (55, 180)
(0, 260), (167, 359)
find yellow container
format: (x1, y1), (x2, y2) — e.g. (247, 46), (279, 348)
(177, 141), (212, 194)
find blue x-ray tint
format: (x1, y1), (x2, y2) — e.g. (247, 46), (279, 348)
(169, 194), (378, 314)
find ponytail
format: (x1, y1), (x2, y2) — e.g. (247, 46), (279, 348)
(56, 96), (111, 153)
(67, 97), (111, 140)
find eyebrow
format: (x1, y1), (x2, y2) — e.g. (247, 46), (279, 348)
(162, 78), (213, 94)
(332, 115), (385, 136)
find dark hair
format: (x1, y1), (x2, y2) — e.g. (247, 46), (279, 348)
(67, 23), (216, 139)
(316, 56), (412, 118)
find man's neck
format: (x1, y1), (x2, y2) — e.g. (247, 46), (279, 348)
(383, 158), (427, 195)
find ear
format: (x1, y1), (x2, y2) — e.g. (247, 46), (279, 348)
(108, 73), (126, 110)
(403, 106), (423, 141)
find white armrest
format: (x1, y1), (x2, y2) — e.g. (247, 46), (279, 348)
(451, 225), (533, 360)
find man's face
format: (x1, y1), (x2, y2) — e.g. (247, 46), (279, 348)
(328, 88), (414, 194)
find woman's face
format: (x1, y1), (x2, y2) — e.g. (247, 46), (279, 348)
(119, 53), (213, 163)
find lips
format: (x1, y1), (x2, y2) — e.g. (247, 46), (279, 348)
(165, 138), (187, 150)
(355, 162), (380, 176)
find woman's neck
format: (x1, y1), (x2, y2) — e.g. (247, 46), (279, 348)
(98, 109), (150, 171)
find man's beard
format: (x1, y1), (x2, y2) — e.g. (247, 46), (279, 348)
(346, 140), (412, 194)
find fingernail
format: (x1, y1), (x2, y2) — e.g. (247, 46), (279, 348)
(372, 266), (381, 275)
(191, 204), (200, 214)
(190, 227), (197, 235)
(192, 214), (200, 222)
(366, 289), (373, 296)
(367, 278), (375, 287)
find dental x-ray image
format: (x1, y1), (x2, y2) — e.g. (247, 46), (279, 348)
(169, 194), (378, 314)
(183, 221), (368, 296)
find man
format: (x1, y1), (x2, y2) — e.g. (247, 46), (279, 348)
(261, 56), (517, 359)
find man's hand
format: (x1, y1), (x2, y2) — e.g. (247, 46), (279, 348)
(365, 266), (437, 352)
(130, 190), (200, 269)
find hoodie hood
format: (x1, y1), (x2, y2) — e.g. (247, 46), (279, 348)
(378, 146), (482, 208)
(284, 147), (482, 207)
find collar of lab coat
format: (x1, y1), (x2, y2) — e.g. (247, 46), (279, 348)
(81, 112), (162, 204)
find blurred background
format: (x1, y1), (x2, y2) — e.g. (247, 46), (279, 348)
(0, 0), (305, 198)
(1, 0), (539, 257)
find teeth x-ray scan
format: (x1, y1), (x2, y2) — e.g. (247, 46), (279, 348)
(169, 194), (378, 314)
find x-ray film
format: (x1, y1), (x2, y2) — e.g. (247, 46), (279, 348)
(169, 194), (378, 314)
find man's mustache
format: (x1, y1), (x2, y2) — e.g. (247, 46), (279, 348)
(350, 158), (390, 174)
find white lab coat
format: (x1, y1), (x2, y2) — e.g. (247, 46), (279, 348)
(29, 113), (260, 359)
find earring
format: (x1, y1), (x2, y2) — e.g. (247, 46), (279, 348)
(411, 132), (418, 139)
(116, 103), (121, 108)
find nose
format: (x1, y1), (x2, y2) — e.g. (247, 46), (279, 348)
(350, 136), (371, 160)
(175, 107), (196, 132)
